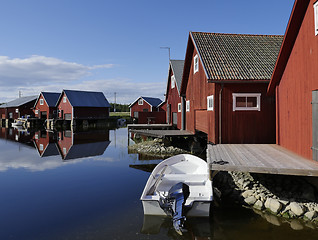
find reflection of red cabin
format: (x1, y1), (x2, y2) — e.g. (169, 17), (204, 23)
(56, 90), (110, 121)
(181, 32), (283, 144)
(33, 130), (59, 157)
(268, 0), (318, 160)
(56, 130), (110, 160)
(162, 60), (184, 129)
(129, 96), (165, 124)
(0, 96), (37, 120)
(33, 92), (60, 120)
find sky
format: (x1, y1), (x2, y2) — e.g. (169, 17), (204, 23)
(0, 0), (295, 104)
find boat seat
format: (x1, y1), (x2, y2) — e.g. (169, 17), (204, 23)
(162, 174), (208, 183)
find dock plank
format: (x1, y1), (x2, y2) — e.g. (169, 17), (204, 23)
(208, 144), (318, 176)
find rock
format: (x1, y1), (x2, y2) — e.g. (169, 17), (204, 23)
(290, 220), (304, 230)
(243, 181), (250, 188)
(244, 196), (257, 205)
(242, 190), (254, 198)
(264, 214), (281, 226)
(254, 200), (264, 210)
(290, 202), (305, 216)
(278, 199), (289, 206)
(265, 198), (282, 214)
(237, 179), (244, 186)
(304, 211), (317, 220)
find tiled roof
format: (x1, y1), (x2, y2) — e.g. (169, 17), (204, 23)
(41, 92), (60, 107)
(191, 32), (283, 81)
(170, 60), (184, 92)
(0, 95), (37, 108)
(62, 90), (110, 108)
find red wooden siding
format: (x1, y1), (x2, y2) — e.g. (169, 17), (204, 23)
(220, 83), (276, 144)
(166, 66), (182, 128)
(33, 94), (57, 120)
(138, 111), (166, 124)
(130, 100), (152, 118)
(73, 107), (109, 119)
(274, 0), (318, 159)
(57, 92), (73, 119)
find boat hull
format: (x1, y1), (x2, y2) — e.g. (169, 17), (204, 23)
(142, 200), (211, 217)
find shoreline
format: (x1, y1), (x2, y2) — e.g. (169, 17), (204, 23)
(214, 171), (318, 229)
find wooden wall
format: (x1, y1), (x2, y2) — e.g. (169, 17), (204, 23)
(276, 0), (318, 159)
(220, 83), (276, 144)
(57, 92), (73, 119)
(130, 99), (152, 118)
(73, 107), (109, 119)
(166, 66), (182, 128)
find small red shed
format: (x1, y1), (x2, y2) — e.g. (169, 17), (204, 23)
(162, 60), (184, 129)
(33, 92), (60, 120)
(268, 0), (318, 160)
(129, 96), (165, 124)
(181, 32), (283, 144)
(56, 90), (110, 121)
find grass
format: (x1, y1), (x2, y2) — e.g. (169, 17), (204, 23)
(109, 112), (130, 117)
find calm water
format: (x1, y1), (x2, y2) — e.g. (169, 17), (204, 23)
(0, 127), (317, 240)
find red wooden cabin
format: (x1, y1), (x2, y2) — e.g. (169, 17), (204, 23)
(33, 92), (60, 120)
(56, 90), (110, 121)
(162, 60), (184, 129)
(180, 32), (283, 144)
(268, 0), (318, 160)
(129, 96), (165, 124)
(0, 96), (37, 120)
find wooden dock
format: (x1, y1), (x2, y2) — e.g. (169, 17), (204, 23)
(129, 129), (194, 138)
(207, 144), (318, 176)
(127, 124), (172, 130)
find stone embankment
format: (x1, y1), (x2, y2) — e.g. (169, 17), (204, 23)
(214, 171), (318, 229)
(128, 138), (189, 157)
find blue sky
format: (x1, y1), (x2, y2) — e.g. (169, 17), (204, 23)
(0, 0), (294, 104)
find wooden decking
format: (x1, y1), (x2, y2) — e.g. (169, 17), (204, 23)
(207, 144), (318, 176)
(129, 129), (194, 138)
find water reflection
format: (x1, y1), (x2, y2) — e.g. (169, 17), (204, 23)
(0, 127), (111, 171)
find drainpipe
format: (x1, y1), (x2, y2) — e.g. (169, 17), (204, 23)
(219, 84), (224, 144)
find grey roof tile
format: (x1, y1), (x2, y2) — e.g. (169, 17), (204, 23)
(191, 32), (283, 81)
(170, 60), (184, 92)
(0, 95), (37, 108)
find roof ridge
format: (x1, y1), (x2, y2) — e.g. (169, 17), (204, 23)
(191, 31), (283, 38)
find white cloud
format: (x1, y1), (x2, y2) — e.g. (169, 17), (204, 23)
(0, 55), (165, 104)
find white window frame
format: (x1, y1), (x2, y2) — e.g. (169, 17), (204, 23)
(178, 103), (181, 112)
(138, 99), (143, 105)
(207, 95), (214, 111)
(314, 1), (318, 36)
(39, 144), (44, 151)
(35, 110), (38, 115)
(233, 93), (261, 111)
(63, 96), (67, 103)
(40, 99), (44, 105)
(171, 75), (175, 89)
(194, 54), (199, 74)
(15, 108), (19, 113)
(186, 100), (190, 112)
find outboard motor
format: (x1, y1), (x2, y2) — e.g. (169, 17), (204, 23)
(159, 182), (190, 235)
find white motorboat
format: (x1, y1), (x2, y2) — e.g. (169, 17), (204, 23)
(140, 154), (213, 233)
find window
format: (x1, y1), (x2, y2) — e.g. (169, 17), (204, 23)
(178, 103), (181, 112)
(207, 95), (214, 111)
(171, 75), (175, 89)
(15, 109), (19, 113)
(40, 99), (44, 105)
(314, 2), (318, 36)
(63, 96), (67, 103)
(138, 99), (143, 105)
(233, 93), (261, 111)
(186, 100), (190, 112)
(63, 148), (67, 155)
(39, 144), (43, 151)
(35, 110), (38, 115)
(194, 55), (199, 73)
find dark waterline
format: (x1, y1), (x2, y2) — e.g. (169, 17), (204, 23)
(0, 127), (317, 240)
